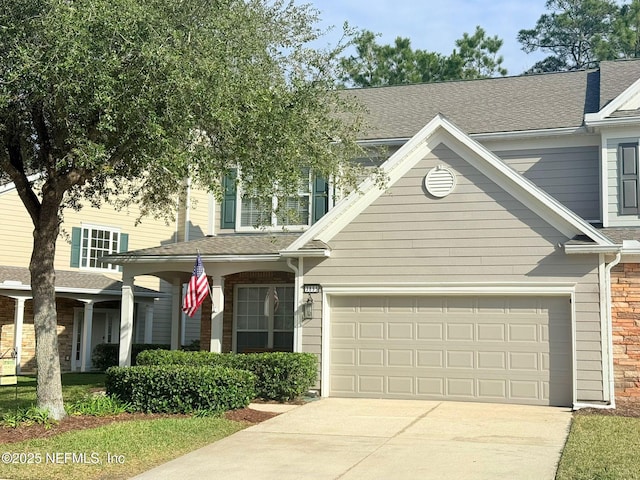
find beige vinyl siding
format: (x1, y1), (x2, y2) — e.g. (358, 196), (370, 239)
(607, 137), (640, 226)
(303, 143), (602, 402)
(496, 146), (600, 221)
(177, 187), (212, 241)
(0, 184), (198, 347)
(0, 188), (39, 267)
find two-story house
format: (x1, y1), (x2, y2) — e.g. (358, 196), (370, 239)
(105, 59), (640, 408)
(0, 178), (214, 373)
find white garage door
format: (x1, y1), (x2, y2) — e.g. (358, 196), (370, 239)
(329, 296), (572, 406)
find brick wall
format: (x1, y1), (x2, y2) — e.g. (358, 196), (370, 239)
(0, 295), (78, 372)
(200, 271), (294, 352)
(611, 263), (640, 400)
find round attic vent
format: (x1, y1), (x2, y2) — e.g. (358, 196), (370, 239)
(424, 165), (456, 197)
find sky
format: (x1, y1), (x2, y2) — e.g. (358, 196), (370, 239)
(309, 0), (550, 76)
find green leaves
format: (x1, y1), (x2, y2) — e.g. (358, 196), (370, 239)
(339, 27), (508, 88)
(0, 0), (364, 219)
(517, 0), (632, 72)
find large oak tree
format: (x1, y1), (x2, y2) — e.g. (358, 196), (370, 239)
(0, 0), (364, 419)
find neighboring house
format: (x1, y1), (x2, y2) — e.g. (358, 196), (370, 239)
(109, 59), (640, 408)
(0, 178), (214, 373)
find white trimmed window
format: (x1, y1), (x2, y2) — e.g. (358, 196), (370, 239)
(80, 225), (121, 271)
(234, 285), (294, 353)
(239, 170), (312, 229)
(220, 168), (329, 231)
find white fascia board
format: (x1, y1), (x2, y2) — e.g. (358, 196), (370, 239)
(0, 284), (164, 298)
(435, 124), (613, 246)
(107, 254), (282, 264)
(322, 283), (577, 296)
(471, 126), (587, 141)
(289, 114), (613, 252)
(0, 173), (44, 195)
(585, 116), (640, 128)
(357, 126), (587, 148)
(564, 245), (621, 254)
(586, 77), (640, 122)
(279, 249), (330, 258)
(287, 115), (451, 251)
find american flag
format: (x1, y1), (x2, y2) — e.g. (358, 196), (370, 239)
(182, 253), (209, 317)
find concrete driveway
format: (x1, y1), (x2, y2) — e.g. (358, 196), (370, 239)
(132, 398), (572, 480)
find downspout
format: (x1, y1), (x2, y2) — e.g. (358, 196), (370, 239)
(286, 257), (302, 353)
(604, 251), (622, 409)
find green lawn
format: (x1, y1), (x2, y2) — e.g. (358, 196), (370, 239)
(0, 373), (106, 414)
(0, 415), (244, 480)
(0, 373), (247, 479)
(556, 413), (640, 480)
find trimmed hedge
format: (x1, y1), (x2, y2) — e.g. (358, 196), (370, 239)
(137, 350), (318, 401)
(105, 365), (256, 414)
(92, 343), (170, 371)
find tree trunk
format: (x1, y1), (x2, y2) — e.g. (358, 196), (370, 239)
(30, 194), (66, 421)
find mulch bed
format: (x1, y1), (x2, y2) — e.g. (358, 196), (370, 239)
(0, 408), (279, 445)
(576, 399), (640, 418)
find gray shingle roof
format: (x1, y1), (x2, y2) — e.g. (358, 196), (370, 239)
(599, 227), (640, 244)
(114, 233), (326, 258)
(346, 60), (640, 141)
(0, 265), (159, 295)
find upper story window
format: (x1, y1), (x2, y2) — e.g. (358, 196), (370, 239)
(70, 225), (129, 271)
(619, 143), (640, 215)
(221, 169), (330, 231)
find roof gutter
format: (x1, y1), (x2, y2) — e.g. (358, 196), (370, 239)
(279, 249), (330, 258)
(584, 116), (640, 128)
(357, 126), (589, 147)
(564, 244), (621, 254)
(107, 254), (283, 264)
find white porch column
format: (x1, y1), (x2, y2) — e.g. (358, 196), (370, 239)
(171, 278), (181, 350)
(144, 303), (154, 344)
(210, 275), (224, 353)
(13, 297), (25, 375)
(119, 275), (135, 367)
(81, 302), (94, 372)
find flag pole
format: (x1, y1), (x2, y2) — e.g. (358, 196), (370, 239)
(197, 249), (215, 312)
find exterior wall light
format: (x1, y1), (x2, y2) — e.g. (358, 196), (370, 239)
(302, 284), (321, 320)
(303, 293), (314, 320)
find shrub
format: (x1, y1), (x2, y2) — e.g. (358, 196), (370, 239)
(2, 407), (56, 429)
(105, 365), (256, 414)
(137, 350), (318, 401)
(92, 343), (170, 371)
(66, 394), (131, 416)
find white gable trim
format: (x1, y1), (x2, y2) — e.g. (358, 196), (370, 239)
(585, 77), (640, 123)
(0, 173), (43, 196)
(286, 114), (613, 253)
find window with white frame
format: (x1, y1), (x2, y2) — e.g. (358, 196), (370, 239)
(234, 285), (294, 353)
(80, 226), (120, 271)
(238, 169), (312, 229)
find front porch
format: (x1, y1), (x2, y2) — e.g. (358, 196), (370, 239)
(109, 233), (327, 366)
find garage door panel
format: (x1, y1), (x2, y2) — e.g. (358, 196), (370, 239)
(447, 323), (474, 341)
(388, 323), (413, 340)
(417, 377), (444, 395)
(417, 350), (444, 367)
(359, 376), (384, 394)
(359, 322), (384, 339)
(329, 295), (572, 406)
(417, 323), (444, 340)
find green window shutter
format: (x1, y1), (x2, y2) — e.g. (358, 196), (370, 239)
(119, 233), (129, 252)
(312, 176), (329, 224)
(70, 227), (81, 268)
(620, 144), (639, 215)
(118, 233), (128, 272)
(221, 170), (237, 229)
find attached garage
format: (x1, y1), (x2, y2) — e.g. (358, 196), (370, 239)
(328, 295), (573, 406)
